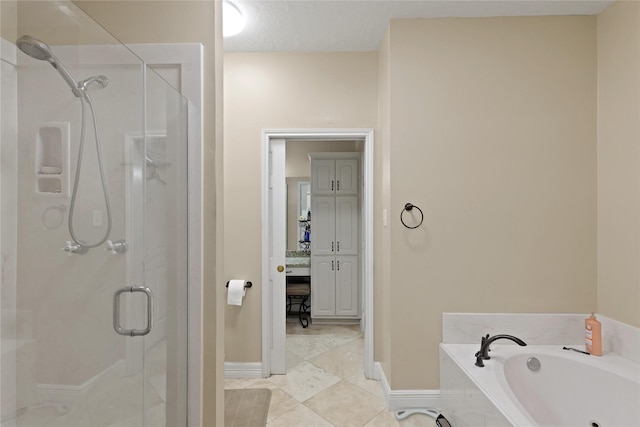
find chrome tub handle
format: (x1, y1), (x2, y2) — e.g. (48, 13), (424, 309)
(113, 286), (153, 336)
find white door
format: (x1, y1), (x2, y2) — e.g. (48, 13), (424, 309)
(268, 139), (287, 374)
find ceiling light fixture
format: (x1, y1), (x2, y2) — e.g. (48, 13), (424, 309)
(223, 1), (245, 38)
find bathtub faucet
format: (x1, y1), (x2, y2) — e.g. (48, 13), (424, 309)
(475, 334), (527, 367)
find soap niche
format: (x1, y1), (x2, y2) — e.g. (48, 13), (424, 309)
(35, 123), (69, 196)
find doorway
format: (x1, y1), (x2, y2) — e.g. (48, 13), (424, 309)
(261, 129), (374, 379)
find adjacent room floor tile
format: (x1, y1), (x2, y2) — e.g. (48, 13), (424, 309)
(268, 361), (341, 402)
(344, 370), (384, 398)
(304, 380), (386, 426)
(226, 323), (394, 426)
(267, 404), (334, 426)
(308, 341), (363, 378)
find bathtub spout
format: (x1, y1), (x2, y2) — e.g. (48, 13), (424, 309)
(475, 334), (527, 367)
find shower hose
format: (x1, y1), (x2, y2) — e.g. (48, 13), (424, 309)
(67, 91), (112, 249)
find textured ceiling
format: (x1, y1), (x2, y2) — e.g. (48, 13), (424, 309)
(223, 0), (613, 52)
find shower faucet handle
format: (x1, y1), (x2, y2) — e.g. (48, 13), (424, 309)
(106, 239), (128, 255)
(62, 241), (88, 255)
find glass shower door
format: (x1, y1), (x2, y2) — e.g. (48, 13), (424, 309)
(140, 66), (189, 426)
(4, 45), (150, 427)
(0, 1), (189, 426)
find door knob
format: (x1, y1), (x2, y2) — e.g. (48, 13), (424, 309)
(277, 265), (284, 272)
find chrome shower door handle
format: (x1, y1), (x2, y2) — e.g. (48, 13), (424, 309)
(113, 286), (153, 336)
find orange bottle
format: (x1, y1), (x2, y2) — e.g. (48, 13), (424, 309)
(585, 313), (602, 356)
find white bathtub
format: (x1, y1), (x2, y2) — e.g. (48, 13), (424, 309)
(440, 343), (640, 427)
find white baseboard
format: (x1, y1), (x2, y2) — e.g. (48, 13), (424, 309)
(224, 362), (263, 379)
(373, 362), (440, 411)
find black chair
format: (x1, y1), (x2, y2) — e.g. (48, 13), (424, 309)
(286, 282), (311, 328)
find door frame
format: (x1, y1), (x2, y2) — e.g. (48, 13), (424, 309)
(261, 129), (374, 379)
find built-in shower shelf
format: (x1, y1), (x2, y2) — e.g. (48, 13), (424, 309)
(35, 123), (69, 196)
(39, 166), (62, 174)
(36, 177), (62, 193)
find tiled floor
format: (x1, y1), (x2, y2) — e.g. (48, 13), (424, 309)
(224, 321), (436, 427)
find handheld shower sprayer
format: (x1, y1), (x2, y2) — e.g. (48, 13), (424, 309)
(17, 35), (113, 252)
(16, 35), (109, 97)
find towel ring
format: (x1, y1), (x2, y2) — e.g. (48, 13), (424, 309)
(400, 203), (424, 229)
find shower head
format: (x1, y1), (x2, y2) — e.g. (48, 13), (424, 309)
(16, 35), (82, 97)
(16, 35), (53, 61)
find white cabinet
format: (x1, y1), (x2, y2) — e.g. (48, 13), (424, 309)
(311, 256), (359, 317)
(310, 153), (360, 320)
(334, 256), (359, 316)
(310, 196), (334, 255)
(311, 158), (358, 195)
(311, 257), (335, 316)
(311, 196), (358, 256)
(335, 196), (358, 255)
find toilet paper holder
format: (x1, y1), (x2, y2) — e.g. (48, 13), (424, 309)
(226, 281), (253, 289)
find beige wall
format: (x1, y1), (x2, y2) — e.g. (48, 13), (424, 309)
(223, 52), (378, 362)
(71, 1), (223, 425)
(384, 16), (597, 389)
(224, 18), (600, 392)
(0, 1), (17, 41)
(596, 1), (640, 328)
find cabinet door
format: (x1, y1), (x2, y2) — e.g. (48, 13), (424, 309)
(335, 256), (359, 316)
(311, 257), (336, 316)
(335, 196), (358, 255)
(311, 159), (335, 195)
(335, 159), (358, 195)
(311, 196), (335, 255)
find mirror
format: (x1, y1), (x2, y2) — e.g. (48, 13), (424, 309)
(298, 182), (311, 219)
(297, 181), (310, 245)
(286, 178), (310, 251)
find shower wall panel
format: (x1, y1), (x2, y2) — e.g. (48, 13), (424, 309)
(1, 37), (27, 421)
(16, 58), (143, 388)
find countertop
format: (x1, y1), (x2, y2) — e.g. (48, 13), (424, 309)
(286, 251), (310, 268)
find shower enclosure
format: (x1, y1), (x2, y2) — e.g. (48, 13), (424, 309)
(1, 1), (192, 425)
